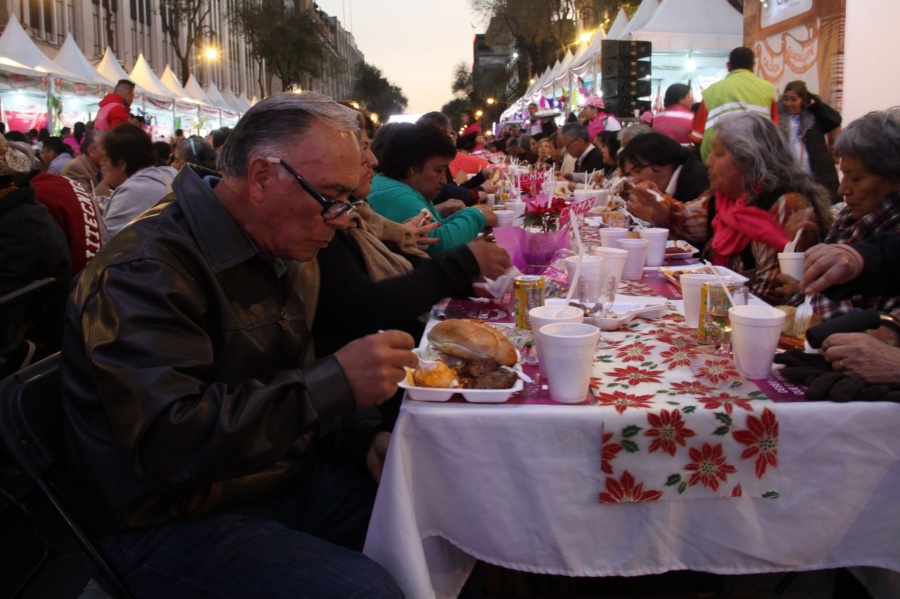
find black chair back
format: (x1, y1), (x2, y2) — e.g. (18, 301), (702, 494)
(0, 354), (134, 599)
(0, 277), (56, 357)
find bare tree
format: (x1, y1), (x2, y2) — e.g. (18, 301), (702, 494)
(157, 0), (214, 86)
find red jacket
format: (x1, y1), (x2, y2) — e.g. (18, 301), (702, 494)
(31, 172), (103, 275)
(94, 93), (131, 131)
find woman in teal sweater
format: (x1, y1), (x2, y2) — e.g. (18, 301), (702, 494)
(368, 123), (496, 254)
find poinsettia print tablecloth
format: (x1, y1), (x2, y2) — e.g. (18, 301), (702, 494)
(592, 304), (779, 504)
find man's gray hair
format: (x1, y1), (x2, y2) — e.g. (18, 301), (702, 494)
(560, 122), (589, 142)
(835, 107), (900, 184)
(217, 91), (360, 178)
(518, 134), (532, 149)
(80, 129), (103, 154)
(618, 123), (652, 146)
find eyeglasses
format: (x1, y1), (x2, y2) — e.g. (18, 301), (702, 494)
(266, 157), (361, 220)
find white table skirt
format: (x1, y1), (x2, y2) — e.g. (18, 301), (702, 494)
(364, 398), (900, 599)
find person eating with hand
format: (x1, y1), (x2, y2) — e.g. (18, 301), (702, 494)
(62, 92), (412, 599)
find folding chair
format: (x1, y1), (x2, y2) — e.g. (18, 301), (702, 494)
(0, 354), (134, 599)
(0, 278), (56, 379)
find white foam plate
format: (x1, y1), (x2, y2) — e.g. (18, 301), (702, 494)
(664, 240), (698, 260)
(399, 375), (523, 403)
(659, 264), (749, 287)
(403, 322), (524, 403)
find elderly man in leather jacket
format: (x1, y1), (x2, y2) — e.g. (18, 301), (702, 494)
(61, 92), (413, 598)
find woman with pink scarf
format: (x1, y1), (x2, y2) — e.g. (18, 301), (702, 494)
(626, 113), (833, 304)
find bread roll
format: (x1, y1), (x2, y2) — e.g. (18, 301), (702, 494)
(774, 305), (797, 335)
(427, 319), (517, 366)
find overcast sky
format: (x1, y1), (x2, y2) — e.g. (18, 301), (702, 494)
(314, 0), (486, 114)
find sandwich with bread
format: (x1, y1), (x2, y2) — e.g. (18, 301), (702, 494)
(407, 319), (519, 389)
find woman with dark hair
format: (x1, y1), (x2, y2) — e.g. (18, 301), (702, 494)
(368, 123), (497, 254)
(311, 106), (510, 366)
(627, 112), (833, 304)
(101, 123), (178, 240)
(41, 136), (74, 174)
(652, 83), (694, 144)
(206, 126), (232, 154)
(61, 123), (85, 156)
(777, 80), (842, 203)
(619, 132), (709, 203)
(593, 130), (621, 179)
(172, 135), (219, 175)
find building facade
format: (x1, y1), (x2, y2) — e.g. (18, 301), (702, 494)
(1, 0), (362, 102)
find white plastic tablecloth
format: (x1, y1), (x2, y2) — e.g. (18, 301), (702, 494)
(364, 366), (900, 599)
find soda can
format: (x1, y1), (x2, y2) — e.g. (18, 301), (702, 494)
(514, 275), (546, 328)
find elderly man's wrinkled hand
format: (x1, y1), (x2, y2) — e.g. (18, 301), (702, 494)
(334, 330), (417, 407)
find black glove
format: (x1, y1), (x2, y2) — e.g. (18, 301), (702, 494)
(774, 349), (900, 402)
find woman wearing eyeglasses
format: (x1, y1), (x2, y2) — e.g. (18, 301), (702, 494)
(171, 135), (219, 176)
(310, 108), (511, 424)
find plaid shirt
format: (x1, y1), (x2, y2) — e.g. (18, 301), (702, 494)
(813, 191), (900, 319)
(669, 190), (811, 304)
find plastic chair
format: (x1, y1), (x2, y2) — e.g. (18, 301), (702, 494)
(0, 354), (134, 599)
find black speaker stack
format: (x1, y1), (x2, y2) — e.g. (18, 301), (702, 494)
(600, 40), (652, 118)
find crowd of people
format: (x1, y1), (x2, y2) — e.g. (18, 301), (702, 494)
(1, 46), (898, 596)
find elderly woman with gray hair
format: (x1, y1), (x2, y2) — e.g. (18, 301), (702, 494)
(802, 107), (900, 320)
(627, 112), (833, 304)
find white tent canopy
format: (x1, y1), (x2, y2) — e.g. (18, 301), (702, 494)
(183, 74), (212, 105)
(129, 53), (176, 99)
(605, 9), (631, 40)
(160, 65), (197, 103)
(204, 82), (231, 111)
(95, 47), (132, 85)
(220, 88), (244, 113)
(237, 92), (253, 112)
(0, 14), (84, 81)
(54, 34), (116, 86)
(630, 0), (743, 51)
(619, 0), (660, 39)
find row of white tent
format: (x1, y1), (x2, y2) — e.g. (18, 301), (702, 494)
(0, 13), (255, 136)
(501, 0), (743, 123)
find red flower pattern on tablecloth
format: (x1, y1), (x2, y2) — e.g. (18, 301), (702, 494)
(696, 359), (741, 385)
(601, 431), (622, 475)
(600, 470), (664, 503)
(659, 345), (698, 370)
(609, 365), (665, 386)
(697, 392), (755, 415)
(669, 380), (715, 395)
(684, 442), (737, 492)
(615, 340), (654, 362)
(733, 407), (779, 478)
(645, 409), (696, 456)
(554, 245), (780, 503)
(595, 390), (655, 414)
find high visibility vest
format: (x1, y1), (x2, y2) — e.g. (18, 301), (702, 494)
(697, 69), (775, 160)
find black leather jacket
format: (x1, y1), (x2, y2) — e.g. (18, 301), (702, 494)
(62, 167), (377, 536)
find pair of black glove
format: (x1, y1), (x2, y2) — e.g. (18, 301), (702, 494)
(774, 349), (900, 403)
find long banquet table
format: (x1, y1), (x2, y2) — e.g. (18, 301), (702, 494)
(363, 259), (900, 599)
